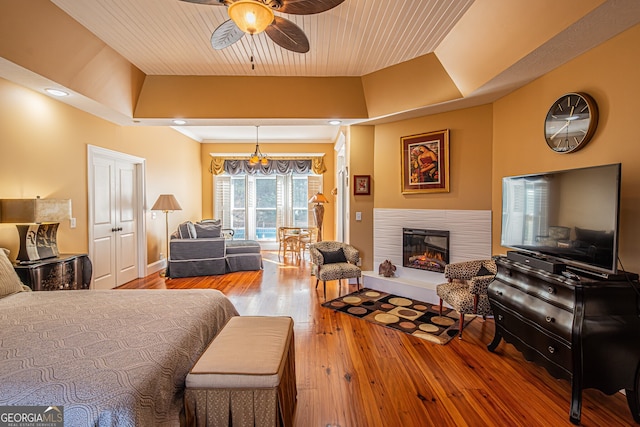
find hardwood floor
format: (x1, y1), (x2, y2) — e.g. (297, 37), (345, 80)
(119, 251), (636, 426)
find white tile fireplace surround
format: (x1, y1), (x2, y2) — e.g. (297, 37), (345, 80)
(362, 209), (492, 302)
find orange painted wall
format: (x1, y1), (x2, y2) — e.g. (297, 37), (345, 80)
(492, 23), (640, 273)
(348, 126), (375, 270)
(372, 104), (494, 211)
(0, 78), (202, 264)
(346, 104), (493, 268)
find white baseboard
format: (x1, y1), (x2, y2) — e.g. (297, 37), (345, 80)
(147, 258), (166, 276)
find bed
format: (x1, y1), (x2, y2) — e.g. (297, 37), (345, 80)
(0, 285), (239, 426)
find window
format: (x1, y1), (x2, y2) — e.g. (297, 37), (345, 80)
(255, 176), (277, 239)
(293, 176), (309, 227)
(215, 173), (321, 241)
(231, 177), (246, 239)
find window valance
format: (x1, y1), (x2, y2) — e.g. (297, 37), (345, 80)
(209, 156), (327, 176)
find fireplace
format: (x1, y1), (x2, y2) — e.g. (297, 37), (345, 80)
(402, 228), (450, 273)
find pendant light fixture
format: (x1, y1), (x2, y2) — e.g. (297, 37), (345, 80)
(249, 125), (269, 166)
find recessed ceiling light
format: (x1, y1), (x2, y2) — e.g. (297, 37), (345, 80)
(45, 88), (69, 97)
(328, 120), (342, 125)
(172, 119), (187, 125)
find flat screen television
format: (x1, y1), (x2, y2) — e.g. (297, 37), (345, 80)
(501, 163), (621, 277)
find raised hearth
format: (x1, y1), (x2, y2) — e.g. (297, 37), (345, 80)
(364, 209), (492, 302)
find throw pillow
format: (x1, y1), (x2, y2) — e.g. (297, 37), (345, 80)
(177, 221), (197, 239)
(194, 222), (222, 238)
(476, 265), (494, 277)
(0, 248), (29, 298)
(199, 219), (222, 226)
(319, 248), (347, 264)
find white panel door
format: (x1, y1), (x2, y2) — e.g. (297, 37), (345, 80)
(91, 157), (117, 290)
(91, 156), (139, 289)
(115, 161), (138, 284)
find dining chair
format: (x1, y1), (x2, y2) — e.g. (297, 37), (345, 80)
(299, 227), (318, 260)
(278, 227), (301, 261)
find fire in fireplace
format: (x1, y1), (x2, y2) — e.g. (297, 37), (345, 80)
(402, 228), (450, 273)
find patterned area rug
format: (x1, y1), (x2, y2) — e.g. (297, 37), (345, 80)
(322, 288), (476, 345)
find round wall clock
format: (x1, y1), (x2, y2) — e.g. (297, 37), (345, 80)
(544, 92), (598, 153)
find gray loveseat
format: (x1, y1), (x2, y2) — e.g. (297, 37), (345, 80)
(167, 221), (262, 278)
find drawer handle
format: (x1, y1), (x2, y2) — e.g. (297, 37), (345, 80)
(547, 286), (555, 294)
(548, 346), (555, 354)
(545, 316), (554, 323)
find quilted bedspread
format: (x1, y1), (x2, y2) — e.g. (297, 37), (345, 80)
(0, 289), (239, 426)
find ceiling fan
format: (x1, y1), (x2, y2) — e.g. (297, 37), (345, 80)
(180, 0), (345, 54)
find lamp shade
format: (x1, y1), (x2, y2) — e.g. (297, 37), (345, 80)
(151, 194), (182, 212)
(0, 198), (72, 263)
(0, 198), (71, 223)
(228, 0), (275, 34)
(308, 192), (329, 204)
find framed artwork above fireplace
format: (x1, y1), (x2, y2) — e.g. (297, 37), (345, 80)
(401, 129), (449, 194)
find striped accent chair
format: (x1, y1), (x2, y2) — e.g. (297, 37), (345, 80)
(309, 241), (361, 300)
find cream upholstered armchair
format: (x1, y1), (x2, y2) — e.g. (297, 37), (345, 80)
(309, 241), (361, 299)
(436, 259), (497, 339)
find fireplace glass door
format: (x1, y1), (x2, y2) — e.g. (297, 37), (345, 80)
(402, 228), (450, 273)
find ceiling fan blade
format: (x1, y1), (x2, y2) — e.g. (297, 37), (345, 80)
(211, 19), (245, 50)
(179, 0), (228, 5)
(265, 16), (309, 53)
(278, 0), (345, 15)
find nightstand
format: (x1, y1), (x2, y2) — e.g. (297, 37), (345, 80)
(14, 254), (92, 291)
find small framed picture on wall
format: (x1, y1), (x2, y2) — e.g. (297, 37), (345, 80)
(354, 175), (371, 195)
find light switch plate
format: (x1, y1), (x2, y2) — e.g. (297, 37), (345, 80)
(355, 212), (362, 221)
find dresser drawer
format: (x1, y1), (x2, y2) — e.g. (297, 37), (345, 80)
(489, 280), (574, 342)
(14, 254), (91, 291)
(493, 301), (572, 373)
(496, 266), (575, 311)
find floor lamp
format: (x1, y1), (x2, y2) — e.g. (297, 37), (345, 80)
(151, 194), (182, 264)
(308, 192), (329, 241)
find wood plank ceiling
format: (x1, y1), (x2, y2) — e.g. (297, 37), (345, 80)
(51, 0), (474, 77)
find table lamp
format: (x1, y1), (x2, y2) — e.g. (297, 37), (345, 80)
(0, 197), (72, 263)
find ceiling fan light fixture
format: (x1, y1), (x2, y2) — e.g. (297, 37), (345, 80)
(228, 1), (274, 35)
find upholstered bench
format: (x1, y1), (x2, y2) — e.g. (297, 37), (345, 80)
(225, 240), (263, 273)
(184, 316), (297, 427)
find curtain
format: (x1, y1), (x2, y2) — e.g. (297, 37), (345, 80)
(210, 156), (327, 175)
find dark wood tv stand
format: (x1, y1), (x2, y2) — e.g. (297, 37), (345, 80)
(487, 256), (640, 424)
